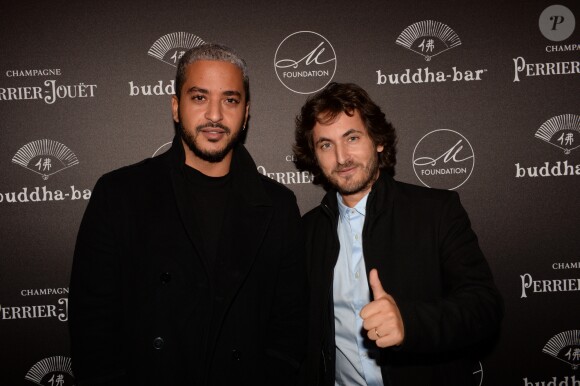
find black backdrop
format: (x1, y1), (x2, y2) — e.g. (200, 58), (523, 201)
(1, 1), (579, 385)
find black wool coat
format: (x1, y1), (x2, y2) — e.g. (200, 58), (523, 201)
(300, 172), (503, 386)
(69, 136), (308, 386)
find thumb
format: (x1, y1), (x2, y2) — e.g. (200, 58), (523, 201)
(369, 268), (388, 300)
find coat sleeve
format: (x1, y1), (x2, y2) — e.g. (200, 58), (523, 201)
(263, 194), (309, 385)
(68, 176), (128, 385)
(394, 191), (503, 353)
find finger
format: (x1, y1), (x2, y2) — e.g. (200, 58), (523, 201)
(367, 325), (404, 347)
(362, 312), (388, 331)
(369, 327), (382, 341)
(366, 325), (389, 342)
(369, 268), (388, 300)
(376, 335), (402, 348)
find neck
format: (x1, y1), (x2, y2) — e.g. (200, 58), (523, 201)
(340, 189), (369, 208)
(339, 170), (380, 208)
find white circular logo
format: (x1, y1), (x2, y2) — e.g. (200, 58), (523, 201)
(539, 5), (575, 42)
(473, 361), (484, 386)
(153, 141), (172, 157)
(274, 31), (337, 94)
(412, 129), (475, 190)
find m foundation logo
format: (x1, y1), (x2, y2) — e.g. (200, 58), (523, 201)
(1, 140), (91, 204)
(378, 20), (487, 85)
(515, 114), (580, 178)
(25, 356), (74, 386)
(274, 31), (337, 94)
(412, 129), (474, 190)
(0, 68), (97, 104)
(129, 32), (205, 96)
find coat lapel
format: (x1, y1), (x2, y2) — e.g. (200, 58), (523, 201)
(170, 166), (209, 275)
(215, 145), (273, 302)
(217, 193), (272, 301)
(363, 172), (395, 282)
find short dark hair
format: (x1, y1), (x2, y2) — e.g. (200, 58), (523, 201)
(293, 82), (397, 186)
(174, 43), (250, 102)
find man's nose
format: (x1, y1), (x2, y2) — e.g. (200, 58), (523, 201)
(204, 100), (223, 123)
(335, 144), (349, 165)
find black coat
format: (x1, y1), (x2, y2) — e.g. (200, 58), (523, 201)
(300, 172), (503, 386)
(69, 136), (308, 386)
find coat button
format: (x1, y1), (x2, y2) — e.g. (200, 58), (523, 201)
(231, 349), (242, 361)
(153, 337), (164, 349)
(160, 272), (171, 284)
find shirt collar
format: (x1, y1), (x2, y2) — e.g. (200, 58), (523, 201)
(336, 191), (369, 219)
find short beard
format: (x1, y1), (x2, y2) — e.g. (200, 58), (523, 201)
(177, 120), (241, 163)
(329, 153), (380, 197)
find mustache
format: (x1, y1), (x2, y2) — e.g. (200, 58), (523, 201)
(196, 122), (230, 133)
(334, 161), (357, 173)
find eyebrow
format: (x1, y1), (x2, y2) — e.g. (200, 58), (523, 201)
(315, 128), (362, 145)
(186, 86), (242, 98)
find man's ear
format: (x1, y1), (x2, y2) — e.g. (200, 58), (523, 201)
(243, 102), (250, 127)
(171, 95), (180, 123)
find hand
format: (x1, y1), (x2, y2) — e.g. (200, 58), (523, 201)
(360, 268), (405, 348)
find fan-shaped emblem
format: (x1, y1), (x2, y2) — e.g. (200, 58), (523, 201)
(396, 20), (461, 61)
(542, 330), (580, 370)
(12, 139), (79, 180)
(147, 32), (205, 67)
(535, 114), (580, 154)
(25, 356), (74, 385)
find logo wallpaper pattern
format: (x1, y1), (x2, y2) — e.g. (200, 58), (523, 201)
(0, 2), (578, 385)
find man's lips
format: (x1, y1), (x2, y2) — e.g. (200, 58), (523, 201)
(335, 165), (357, 176)
(196, 122), (230, 136)
(199, 128), (227, 142)
(200, 128), (226, 134)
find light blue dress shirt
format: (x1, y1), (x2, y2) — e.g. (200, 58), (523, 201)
(334, 192), (383, 386)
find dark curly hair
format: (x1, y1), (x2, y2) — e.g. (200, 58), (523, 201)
(293, 82), (397, 187)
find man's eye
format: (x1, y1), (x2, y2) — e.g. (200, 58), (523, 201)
(225, 98), (240, 104)
(320, 143), (331, 150)
(191, 95), (205, 101)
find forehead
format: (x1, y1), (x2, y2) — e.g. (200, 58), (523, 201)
(313, 110), (367, 140)
(182, 60), (244, 94)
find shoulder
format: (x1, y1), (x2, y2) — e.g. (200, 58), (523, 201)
(382, 179), (465, 224)
(393, 179), (458, 206)
(302, 204), (324, 220)
(94, 152), (170, 193)
(301, 204), (327, 231)
(257, 173), (298, 203)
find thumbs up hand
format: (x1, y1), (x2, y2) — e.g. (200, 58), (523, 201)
(360, 268), (405, 348)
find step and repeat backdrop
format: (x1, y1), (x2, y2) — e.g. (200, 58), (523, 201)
(0, 0), (578, 385)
